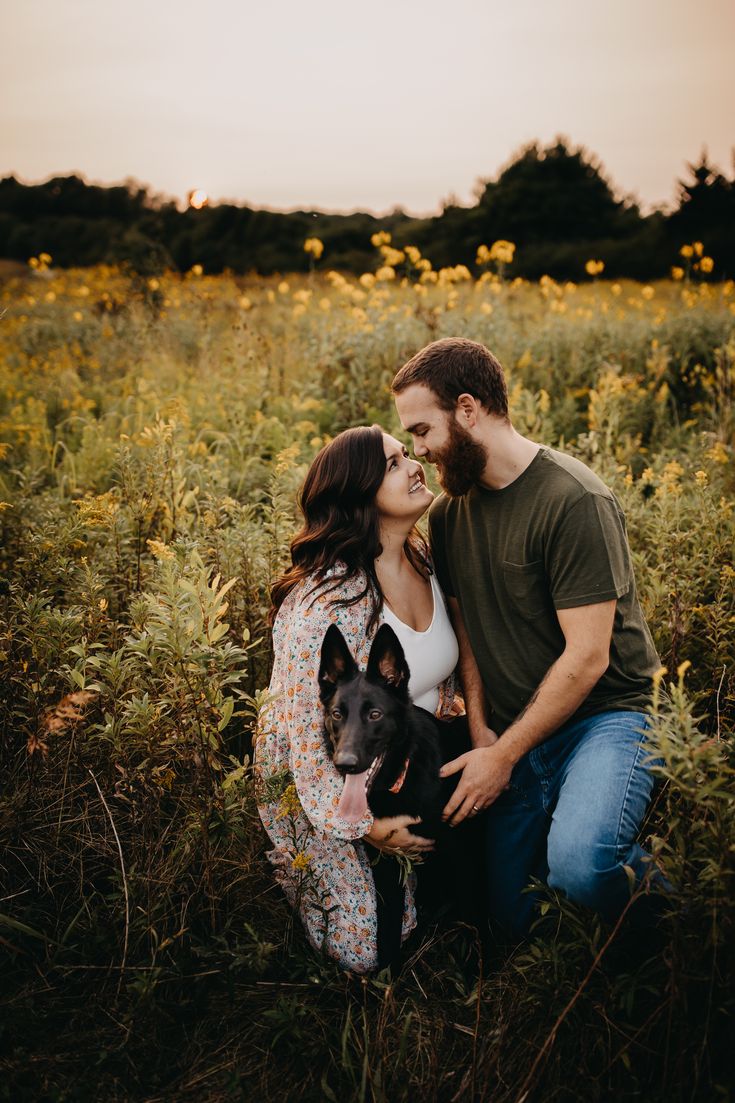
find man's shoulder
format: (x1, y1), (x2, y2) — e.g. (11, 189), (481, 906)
(428, 491), (470, 533)
(428, 493), (451, 524)
(538, 447), (615, 503)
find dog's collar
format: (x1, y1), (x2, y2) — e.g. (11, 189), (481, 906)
(388, 758), (410, 794)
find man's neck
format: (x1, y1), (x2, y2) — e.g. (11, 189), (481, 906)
(479, 424), (541, 491)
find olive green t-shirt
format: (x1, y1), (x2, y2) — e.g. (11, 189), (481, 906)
(428, 446), (660, 734)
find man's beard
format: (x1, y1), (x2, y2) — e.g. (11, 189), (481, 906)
(431, 418), (488, 497)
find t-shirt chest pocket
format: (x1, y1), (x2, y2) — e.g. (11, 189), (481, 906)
(502, 560), (551, 620)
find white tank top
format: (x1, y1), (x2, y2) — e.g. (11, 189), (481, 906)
(380, 572), (459, 714)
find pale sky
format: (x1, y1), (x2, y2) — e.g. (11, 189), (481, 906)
(2, 0), (733, 214)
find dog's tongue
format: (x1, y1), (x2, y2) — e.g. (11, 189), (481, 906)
(337, 769), (370, 822)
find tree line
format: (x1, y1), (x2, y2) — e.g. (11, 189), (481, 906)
(1, 140), (733, 279)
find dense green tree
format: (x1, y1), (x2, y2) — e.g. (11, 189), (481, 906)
(667, 153), (735, 277)
(1, 140), (732, 278)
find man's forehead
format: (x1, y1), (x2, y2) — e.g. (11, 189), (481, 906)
(394, 384), (443, 426)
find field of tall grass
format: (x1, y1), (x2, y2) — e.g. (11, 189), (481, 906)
(1, 252), (734, 1101)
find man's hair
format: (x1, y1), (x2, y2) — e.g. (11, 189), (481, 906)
(392, 337), (509, 417)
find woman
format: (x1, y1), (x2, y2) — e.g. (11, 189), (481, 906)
(254, 424), (462, 973)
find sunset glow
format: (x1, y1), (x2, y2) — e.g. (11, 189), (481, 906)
(188, 189), (209, 210)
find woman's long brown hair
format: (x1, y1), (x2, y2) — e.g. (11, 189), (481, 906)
(270, 425), (430, 635)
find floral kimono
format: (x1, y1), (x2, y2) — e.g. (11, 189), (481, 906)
(254, 568), (456, 973)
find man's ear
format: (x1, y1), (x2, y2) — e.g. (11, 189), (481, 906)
(366, 624), (410, 691)
(318, 625), (358, 697)
(456, 392), (479, 427)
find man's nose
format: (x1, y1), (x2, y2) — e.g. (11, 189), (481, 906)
(413, 438), (427, 457)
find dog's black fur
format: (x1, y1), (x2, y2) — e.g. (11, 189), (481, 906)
(318, 623), (482, 968)
(318, 622), (465, 836)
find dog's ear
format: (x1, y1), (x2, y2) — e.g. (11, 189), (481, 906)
(367, 624), (410, 691)
(318, 625), (358, 696)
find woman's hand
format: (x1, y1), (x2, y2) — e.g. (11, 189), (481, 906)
(470, 724), (499, 749)
(364, 815), (435, 856)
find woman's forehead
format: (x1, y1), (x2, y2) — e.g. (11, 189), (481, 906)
(382, 433), (404, 458)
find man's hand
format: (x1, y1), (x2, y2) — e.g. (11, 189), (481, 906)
(440, 743), (514, 825)
(365, 815), (435, 855)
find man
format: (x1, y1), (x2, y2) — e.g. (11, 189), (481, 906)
(392, 337), (663, 936)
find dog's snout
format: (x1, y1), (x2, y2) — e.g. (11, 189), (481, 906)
(334, 749), (360, 772)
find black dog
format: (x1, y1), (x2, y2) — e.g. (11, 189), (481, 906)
(318, 622), (480, 966)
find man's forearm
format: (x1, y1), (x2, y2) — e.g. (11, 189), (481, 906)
(496, 649), (608, 769)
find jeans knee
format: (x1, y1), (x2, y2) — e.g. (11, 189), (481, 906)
(547, 836), (618, 910)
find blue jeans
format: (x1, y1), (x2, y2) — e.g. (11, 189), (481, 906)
(485, 710), (663, 936)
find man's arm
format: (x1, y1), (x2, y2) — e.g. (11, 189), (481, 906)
(441, 599), (616, 825)
(448, 596), (498, 748)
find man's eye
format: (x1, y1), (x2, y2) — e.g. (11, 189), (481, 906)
(368, 709), (382, 721)
(331, 708), (342, 720)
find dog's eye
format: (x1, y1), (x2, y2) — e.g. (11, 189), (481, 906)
(331, 708), (343, 721)
(368, 709), (382, 721)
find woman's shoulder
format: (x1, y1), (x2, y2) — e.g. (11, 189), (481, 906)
(274, 566), (369, 624)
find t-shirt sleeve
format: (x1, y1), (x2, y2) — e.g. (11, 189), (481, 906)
(548, 492), (632, 610)
(427, 501), (455, 597)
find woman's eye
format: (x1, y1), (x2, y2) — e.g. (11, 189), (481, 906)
(368, 709), (382, 721)
(331, 708), (342, 721)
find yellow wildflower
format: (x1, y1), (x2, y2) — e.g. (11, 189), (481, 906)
(239, 295), (252, 310)
(706, 441), (729, 465)
(489, 240), (515, 265)
(641, 285), (655, 300)
(375, 266), (396, 282)
(359, 272), (376, 289)
(190, 264), (203, 277)
(147, 539), (175, 561)
(671, 267), (684, 281)
(585, 259), (604, 277)
(292, 851), (311, 872)
(680, 244), (693, 259)
(277, 280), (290, 295)
(370, 230), (391, 248)
(276, 783), (302, 819)
(699, 256), (714, 274)
(303, 237), (324, 260)
(693, 242), (703, 257)
(694, 470), (708, 486)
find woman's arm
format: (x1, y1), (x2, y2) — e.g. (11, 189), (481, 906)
(448, 596), (498, 748)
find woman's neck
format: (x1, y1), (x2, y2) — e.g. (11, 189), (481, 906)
(375, 521), (413, 573)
